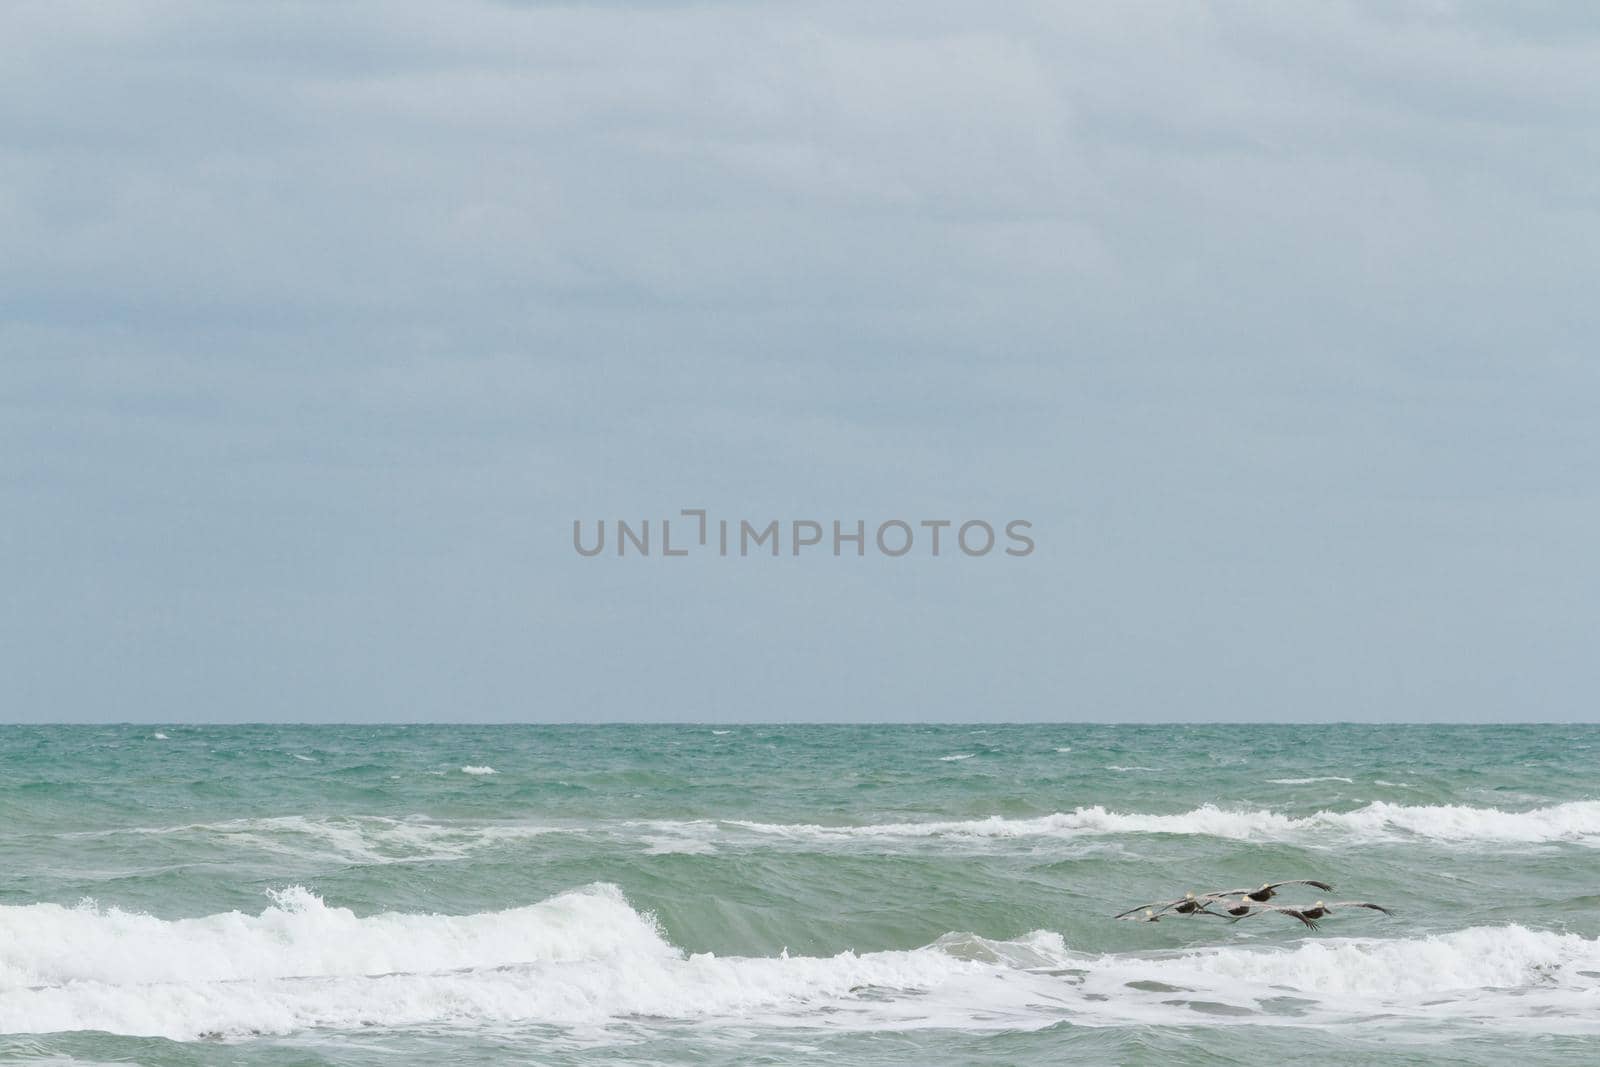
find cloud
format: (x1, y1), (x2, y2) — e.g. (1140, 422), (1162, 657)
(2, 1), (1597, 719)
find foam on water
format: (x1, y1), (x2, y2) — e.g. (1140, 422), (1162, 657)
(75, 815), (564, 865)
(460, 766), (497, 776)
(729, 800), (1600, 846)
(65, 800), (1600, 871)
(1, 886), (1595, 1042)
(1267, 777), (1354, 785)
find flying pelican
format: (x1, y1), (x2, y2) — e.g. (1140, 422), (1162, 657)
(1221, 896), (1256, 918)
(1113, 907), (1174, 922)
(1209, 880), (1334, 903)
(1299, 900), (1392, 920)
(1225, 900), (1322, 929)
(1113, 890), (1228, 920)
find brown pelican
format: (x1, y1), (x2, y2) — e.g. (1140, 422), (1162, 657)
(1225, 900), (1322, 929)
(1210, 880), (1334, 903)
(1222, 897), (1256, 918)
(1114, 891), (1228, 920)
(1113, 880), (1335, 921)
(1300, 900), (1392, 920)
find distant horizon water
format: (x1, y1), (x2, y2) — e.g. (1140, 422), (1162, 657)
(7, 718), (1597, 726)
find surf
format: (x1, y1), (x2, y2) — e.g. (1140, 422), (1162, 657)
(2, 885), (1596, 1042)
(728, 799), (1600, 846)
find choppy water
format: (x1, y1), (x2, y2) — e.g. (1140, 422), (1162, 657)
(1, 724), (1597, 1064)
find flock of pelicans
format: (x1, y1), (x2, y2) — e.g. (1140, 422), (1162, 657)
(1115, 879), (1391, 930)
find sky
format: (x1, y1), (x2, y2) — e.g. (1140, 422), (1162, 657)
(2, 1), (1597, 722)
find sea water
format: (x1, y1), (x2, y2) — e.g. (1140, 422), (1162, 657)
(1, 724), (1596, 1064)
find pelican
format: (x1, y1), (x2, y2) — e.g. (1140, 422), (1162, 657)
(1222, 896), (1256, 918)
(1226, 901), (1321, 929)
(1300, 900), (1391, 920)
(1210, 880), (1334, 903)
(1113, 890), (1228, 920)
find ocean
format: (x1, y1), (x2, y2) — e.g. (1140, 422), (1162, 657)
(1, 724), (1596, 1065)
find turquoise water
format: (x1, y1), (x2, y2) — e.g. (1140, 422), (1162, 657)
(1, 724), (1597, 1064)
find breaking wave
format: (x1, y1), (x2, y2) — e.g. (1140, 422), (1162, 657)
(62, 800), (1600, 870)
(729, 800), (1600, 846)
(66, 815), (564, 865)
(0, 886), (1595, 1041)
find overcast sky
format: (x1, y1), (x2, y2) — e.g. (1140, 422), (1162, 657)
(3, 1), (1597, 722)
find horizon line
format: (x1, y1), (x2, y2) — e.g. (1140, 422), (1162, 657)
(1, 720), (1594, 727)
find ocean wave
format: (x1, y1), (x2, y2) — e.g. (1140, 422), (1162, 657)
(58, 801), (1600, 867)
(0, 886), (1005, 1039)
(1151, 923), (1600, 996)
(1065, 923), (1600, 1032)
(939, 753), (975, 762)
(74, 815), (563, 864)
(0, 887), (1594, 1040)
(0, 884), (666, 991)
(728, 800), (1600, 846)
(1267, 777), (1353, 785)
(461, 765), (498, 776)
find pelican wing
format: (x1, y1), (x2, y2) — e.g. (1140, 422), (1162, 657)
(1205, 880), (1334, 897)
(1328, 900), (1391, 914)
(1194, 888), (1257, 901)
(1270, 879), (1335, 893)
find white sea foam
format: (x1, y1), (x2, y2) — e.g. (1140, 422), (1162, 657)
(939, 753), (975, 762)
(1054, 746), (1072, 753)
(640, 835), (717, 856)
(461, 766), (497, 776)
(78, 815), (564, 864)
(65, 801), (1600, 868)
(0, 884), (663, 991)
(152, 732), (169, 740)
(1068, 924), (1600, 1032)
(1106, 765), (1156, 772)
(0, 887), (1594, 1040)
(0, 886), (1007, 1039)
(1155, 924), (1600, 996)
(1267, 776), (1354, 785)
(292, 754), (316, 763)
(728, 800), (1600, 846)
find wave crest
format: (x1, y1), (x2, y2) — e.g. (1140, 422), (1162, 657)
(0, 887), (1596, 1040)
(730, 800), (1600, 845)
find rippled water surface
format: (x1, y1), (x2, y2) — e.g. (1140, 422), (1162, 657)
(1, 724), (1597, 1064)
